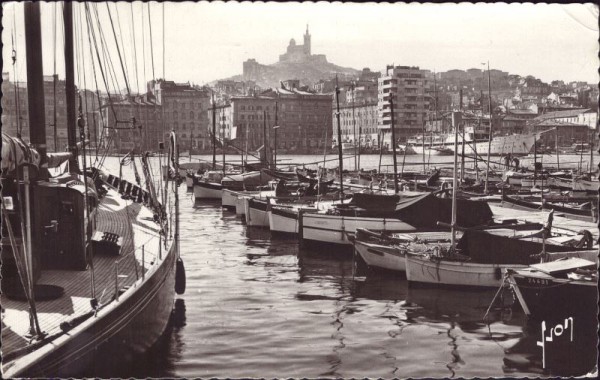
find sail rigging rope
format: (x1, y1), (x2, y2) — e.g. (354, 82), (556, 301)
(106, 3), (131, 96)
(130, 3), (140, 95)
(11, 6), (22, 139)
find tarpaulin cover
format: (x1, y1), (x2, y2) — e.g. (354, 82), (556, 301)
(351, 193), (401, 211)
(456, 229), (588, 264)
(2, 133), (41, 172)
(394, 193), (493, 228)
(222, 170), (276, 189)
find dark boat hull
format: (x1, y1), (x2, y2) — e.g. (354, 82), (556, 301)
(511, 273), (597, 325)
(12, 244), (177, 377)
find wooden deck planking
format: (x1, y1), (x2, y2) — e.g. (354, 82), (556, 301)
(1, 187), (163, 359)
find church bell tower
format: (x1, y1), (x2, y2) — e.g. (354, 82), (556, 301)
(303, 24), (311, 56)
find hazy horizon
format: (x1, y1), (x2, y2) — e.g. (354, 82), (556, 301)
(2, 2), (598, 91)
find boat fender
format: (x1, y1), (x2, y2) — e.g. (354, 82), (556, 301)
(575, 229), (593, 249)
(175, 257), (186, 295)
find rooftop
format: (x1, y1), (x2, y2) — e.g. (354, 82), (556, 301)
(534, 108), (593, 120)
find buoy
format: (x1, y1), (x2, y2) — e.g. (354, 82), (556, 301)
(175, 257), (186, 295)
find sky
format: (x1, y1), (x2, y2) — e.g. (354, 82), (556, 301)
(2, 1), (598, 92)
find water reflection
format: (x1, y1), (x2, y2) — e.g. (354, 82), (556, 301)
(107, 299), (187, 378)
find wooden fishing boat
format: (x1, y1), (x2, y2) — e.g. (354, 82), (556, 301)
(268, 196), (341, 235)
(572, 173), (599, 192)
(299, 191), (494, 249)
(508, 257), (598, 322)
(404, 217), (595, 288)
(501, 193), (595, 222)
(353, 229), (456, 273)
(2, 4), (183, 376)
(193, 171), (225, 200)
(245, 197), (271, 227)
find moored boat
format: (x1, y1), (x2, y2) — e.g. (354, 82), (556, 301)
(1, 4), (183, 376)
(193, 171), (225, 200)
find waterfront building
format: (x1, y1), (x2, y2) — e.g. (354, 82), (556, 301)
(1, 72), (100, 152)
(334, 102), (379, 149)
(527, 119), (592, 148)
(101, 95), (161, 153)
(377, 65), (432, 148)
(214, 87), (332, 155)
(533, 108), (597, 130)
(149, 79), (212, 151)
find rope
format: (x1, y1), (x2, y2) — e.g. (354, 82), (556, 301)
(482, 272), (510, 323)
(106, 3), (131, 96)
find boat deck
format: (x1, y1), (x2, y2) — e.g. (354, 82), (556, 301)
(1, 186), (163, 363)
(490, 204), (598, 239)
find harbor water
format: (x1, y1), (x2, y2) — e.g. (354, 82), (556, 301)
(96, 153), (596, 378)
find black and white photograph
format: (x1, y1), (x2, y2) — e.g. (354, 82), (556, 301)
(1, 1), (598, 378)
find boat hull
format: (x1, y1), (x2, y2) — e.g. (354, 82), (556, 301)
(245, 199), (269, 227)
(222, 189), (241, 210)
(269, 207), (300, 235)
(354, 240), (406, 272)
(6, 243), (177, 378)
(236, 196), (249, 216)
(300, 213), (416, 246)
(510, 271), (597, 322)
(405, 254), (528, 288)
(414, 133), (538, 157)
(193, 181), (222, 200)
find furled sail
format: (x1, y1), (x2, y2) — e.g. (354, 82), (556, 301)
(1, 133), (41, 172)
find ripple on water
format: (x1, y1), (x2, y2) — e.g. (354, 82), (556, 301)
(98, 156), (584, 378)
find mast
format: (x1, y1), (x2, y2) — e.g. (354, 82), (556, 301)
(389, 93), (399, 194)
(222, 107), (226, 175)
(459, 89), (464, 183)
(555, 127), (560, 170)
(22, 0), (45, 339)
(484, 61), (492, 193)
(263, 109), (267, 166)
(451, 111), (461, 250)
(24, 2), (48, 172)
(335, 76), (344, 199)
(212, 93), (216, 170)
(590, 128), (594, 173)
(64, 1), (79, 173)
(352, 82), (357, 171)
(274, 101), (278, 168)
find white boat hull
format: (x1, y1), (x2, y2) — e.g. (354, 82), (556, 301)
(405, 254), (528, 288)
(222, 189), (241, 209)
(300, 213), (416, 246)
(236, 196), (249, 216)
(520, 177), (547, 188)
(354, 240), (406, 272)
(245, 201), (270, 227)
(410, 146), (453, 156)
(269, 208), (299, 234)
(193, 182), (222, 200)
(414, 133), (537, 157)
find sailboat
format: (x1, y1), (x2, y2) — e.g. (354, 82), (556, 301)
(1, 3), (183, 377)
